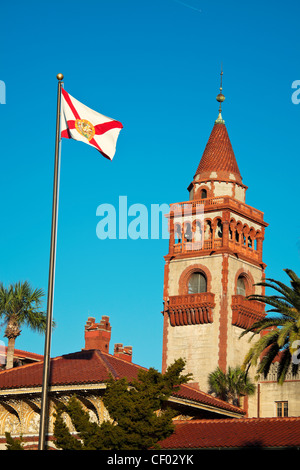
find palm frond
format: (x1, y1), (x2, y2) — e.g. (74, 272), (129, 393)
(241, 269), (300, 384)
(277, 321), (295, 348)
(277, 349), (292, 385)
(239, 317), (283, 339)
(255, 342), (281, 379)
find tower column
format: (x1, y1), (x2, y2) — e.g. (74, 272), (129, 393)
(219, 254), (229, 372)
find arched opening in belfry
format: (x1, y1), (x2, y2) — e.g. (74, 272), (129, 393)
(216, 219), (223, 238)
(184, 222), (192, 242)
(194, 220), (203, 243)
(174, 224), (181, 244)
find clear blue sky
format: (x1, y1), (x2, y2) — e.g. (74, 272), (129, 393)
(0, 0), (299, 370)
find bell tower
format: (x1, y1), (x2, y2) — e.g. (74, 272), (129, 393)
(162, 71), (268, 395)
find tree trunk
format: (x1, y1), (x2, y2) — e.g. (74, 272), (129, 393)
(4, 317), (21, 370)
(6, 337), (16, 369)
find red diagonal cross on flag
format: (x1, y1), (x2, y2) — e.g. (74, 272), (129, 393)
(61, 88), (123, 160)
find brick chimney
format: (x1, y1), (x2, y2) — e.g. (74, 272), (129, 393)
(114, 343), (133, 362)
(84, 316), (111, 353)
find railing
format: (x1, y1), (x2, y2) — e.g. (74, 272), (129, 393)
(172, 237), (262, 262)
(170, 196), (265, 222)
(173, 238), (221, 254)
(231, 295), (265, 330)
(167, 293), (215, 326)
(228, 239), (261, 261)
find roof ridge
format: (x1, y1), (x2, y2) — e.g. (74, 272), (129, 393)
(99, 349), (148, 370)
(94, 350), (120, 379)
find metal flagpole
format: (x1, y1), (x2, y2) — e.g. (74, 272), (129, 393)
(38, 73), (64, 450)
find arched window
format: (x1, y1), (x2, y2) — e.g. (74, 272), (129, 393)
(175, 224), (181, 244)
(200, 189), (207, 199)
(237, 276), (246, 296)
(194, 221), (203, 242)
(188, 272), (207, 294)
(184, 223), (192, 242)
(216, 219), (223, 238)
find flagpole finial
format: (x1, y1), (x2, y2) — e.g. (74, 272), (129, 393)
(57, 73), (64, 81)
(215, 64), (225, 123)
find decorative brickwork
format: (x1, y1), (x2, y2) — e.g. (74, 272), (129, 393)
(178, 264), (212, 295)
(231, 295), (265, 329)
(113, 344), (133, 362)
(168, 293), (215, 326)
(84, 316), (111, 352)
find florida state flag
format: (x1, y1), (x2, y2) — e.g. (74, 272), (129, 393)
(60, 88), (123, 160)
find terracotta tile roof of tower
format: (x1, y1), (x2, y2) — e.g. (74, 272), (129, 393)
(194, 122), (242, 184)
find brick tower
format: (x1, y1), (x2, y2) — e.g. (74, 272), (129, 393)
(162, 73), (268, 398)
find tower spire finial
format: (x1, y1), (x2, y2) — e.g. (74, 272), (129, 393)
(215, 64), (225, 123)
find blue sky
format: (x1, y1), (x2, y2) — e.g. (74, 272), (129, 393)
(0, 0), (299, 371)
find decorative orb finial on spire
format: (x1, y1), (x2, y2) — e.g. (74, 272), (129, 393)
(215, 65), (225, 123)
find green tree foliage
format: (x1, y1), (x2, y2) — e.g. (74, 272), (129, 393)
(5, 432), (24, 450)
(208, 366), (255, 406)
(0, 281), (48, 369)
(54, 358), (192, 450)
(240, 269), (300, 384)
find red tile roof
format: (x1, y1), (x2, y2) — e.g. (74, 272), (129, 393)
(172, 383), (244, 416)
(0, 349), (243, 416)
(194, 122), (242, 183)
(0, 350), (144, 389)
(0, 348), (44, 362)
(159, 417), (300, 449)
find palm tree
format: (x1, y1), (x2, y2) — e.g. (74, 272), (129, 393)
(226, 366), (256, 406)
(0, 281), (46, 369)
(240, 269), (300, 384)
(207, 367), (228, 402)
(208, 366), (255, 407)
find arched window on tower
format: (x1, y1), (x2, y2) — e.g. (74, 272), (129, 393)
(216, 219), (223, 238)
(194, 221), (203, 244)
(174, 224), (181, 244)
(200, 189), (207, 199)
(188, 272), (207, 294)
(237, 276), (246, 296)
(184, 223), (192, 242)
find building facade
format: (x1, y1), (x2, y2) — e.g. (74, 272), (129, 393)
(0, 316), (244, 449)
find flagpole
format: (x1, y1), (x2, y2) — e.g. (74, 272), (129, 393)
(38, 73), (64, 450)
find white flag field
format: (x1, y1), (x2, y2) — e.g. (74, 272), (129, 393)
(60, 88), (123, 160)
